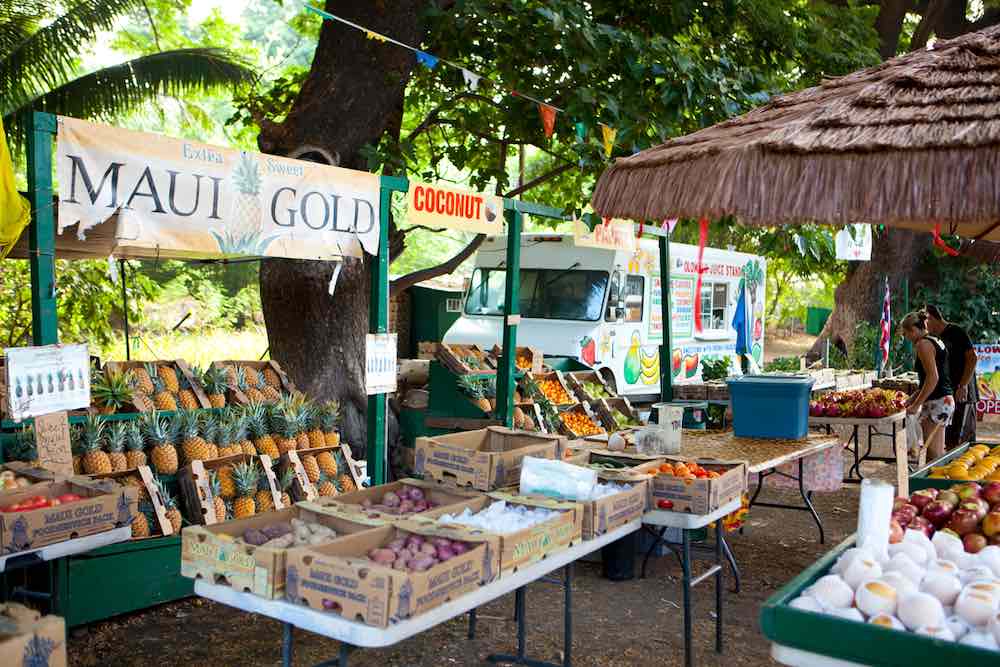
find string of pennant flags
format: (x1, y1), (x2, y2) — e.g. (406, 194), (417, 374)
(304, 4), (618, 157)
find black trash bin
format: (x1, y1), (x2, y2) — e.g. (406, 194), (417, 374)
(601, 531), (637, 581)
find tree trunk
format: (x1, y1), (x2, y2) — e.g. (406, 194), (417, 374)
(808, 230), (929, 359)
(256, 0), (426, 448)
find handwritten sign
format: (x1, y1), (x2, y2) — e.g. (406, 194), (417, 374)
(4, 343), (90, 421)
(34, 411), (74, 477)
(365, 333), (397, 395)
(573, 219), (637, 252)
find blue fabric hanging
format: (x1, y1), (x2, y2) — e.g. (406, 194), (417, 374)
(416, 51), (439, 69)
(732, 285), (749, 356)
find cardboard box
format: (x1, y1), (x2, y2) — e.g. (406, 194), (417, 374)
(0, 463), (62, 500)
(0, 479), (138, 555)
(569, 449), (664, 476)
(87, 465), (173, 536)
(177, 454), (281, 525)
(557, 403), (606, 438)
(308, 478), (484, 524)
(415, 427), (563, 491)
(0, 607), (66, 667)
(479, 492), (582, 572)
(285, 521), (497, 627)
(181, 505), (377, 599)
(637, 457), (748, 515)
(564, 370), (615, 402)
(577, 480), (648, 540)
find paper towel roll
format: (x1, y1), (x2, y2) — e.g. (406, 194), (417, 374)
(857, 478), (894, 560)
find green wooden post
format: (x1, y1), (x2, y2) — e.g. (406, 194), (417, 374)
(27, 112), (58, 345)
(496, 204), (523, 427)
(367, 176), (407, 485)
(659, 235), (673, 402)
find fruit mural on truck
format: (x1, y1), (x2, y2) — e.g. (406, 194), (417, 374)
(579, 336), (596, 366)
(624, 331), (659, 385)
(741, 260), (765, 365)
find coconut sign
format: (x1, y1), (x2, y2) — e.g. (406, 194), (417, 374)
(56, 116), (381, 260)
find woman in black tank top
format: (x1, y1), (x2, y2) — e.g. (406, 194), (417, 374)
(900, 311), (955, 461)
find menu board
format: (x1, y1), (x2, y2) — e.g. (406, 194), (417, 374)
(4, 344), (90, 422)
(670, 277), (695, 339)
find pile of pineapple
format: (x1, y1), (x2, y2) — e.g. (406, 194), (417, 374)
(217, 362), (285, 404)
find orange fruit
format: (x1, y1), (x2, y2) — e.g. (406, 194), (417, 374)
(658, 464), (672, 473)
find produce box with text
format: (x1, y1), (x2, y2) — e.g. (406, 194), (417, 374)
(285, 521), (496, 627)
(639, 458), (747, 515)
(415, 427), (563, 491)
(577, 478), (649, 540)
(181, 505), (377, 599)
(0, 605), (66, 667)
(0, 479), (137, 555)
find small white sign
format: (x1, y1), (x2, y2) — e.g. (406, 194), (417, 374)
(365, 333), (397, 395)
(5, 344), (90, 421)
(835, 224), (873, 261)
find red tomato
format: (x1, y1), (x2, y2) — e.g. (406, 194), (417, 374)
(657, 499), (674, 510)
(0, 504), (19, 513)
(57, 494), (82, 504)
(23, 496), (51, 510)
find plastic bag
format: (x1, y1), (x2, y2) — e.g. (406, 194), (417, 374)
(905, 412), (924, 455)
(519, 456), (597, 501)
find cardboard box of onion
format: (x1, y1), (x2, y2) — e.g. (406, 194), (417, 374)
(285, 519), (499, 627)
(306, 478), (484, 524)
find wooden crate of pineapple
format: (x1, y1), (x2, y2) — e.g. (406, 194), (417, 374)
(436, 342), (496, 376)
(181, 504), (379, 599)
(211, 360), (297, 405)
(177, 454), (282, 526)
(102, 360), (211, 412)
(86, 465), (176, 538)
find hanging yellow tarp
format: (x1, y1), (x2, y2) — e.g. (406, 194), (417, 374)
(0, 119), (30, 259)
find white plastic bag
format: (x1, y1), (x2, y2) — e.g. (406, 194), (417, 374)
(905, 413), (924, 456)
(519, 456), (597, 501)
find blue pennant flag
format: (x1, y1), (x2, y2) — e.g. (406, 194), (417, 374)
(416, 51), (439, 69)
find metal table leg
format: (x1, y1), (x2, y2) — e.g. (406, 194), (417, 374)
(682, 529), (693, 667)
(720, 534), (741, 594)
(282, 622), (293, 667)
(468, 608), (477, 639)
(845, 425), (863, 481)
(640, 525), (667, 579)
(563, 564), (572, 667)
(748, 459), (825, 543)
(486, 567), (575, 667)
(715, 521), (724, 654)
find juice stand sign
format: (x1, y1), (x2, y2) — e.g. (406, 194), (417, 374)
(975, 344), (1000, 415)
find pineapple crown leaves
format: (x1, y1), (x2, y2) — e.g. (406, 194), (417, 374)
(177, 371), (193, 392)
(210, 417), (230, 446)
(142, 362), (159, 380)
(6, 425), (37, 461)
(231, 461), (260, 496)
(91, 369), (133, 407)
(179, 410), (202, 439)
(231, 415), (249, 442)
(124, 422), (145, 452)
(456, 375), (487, 400)
(209, 470), (222, 497)
(278, 466), (295, 492)
(140, 411), (171, 446)
(80, 415), (107, 452)
(153, 476), (178, 512)
(232, 151), (262, 195)
(202, 366), (229, 394)
(319, 400), (341, 431)
(106, 423), (128, 453)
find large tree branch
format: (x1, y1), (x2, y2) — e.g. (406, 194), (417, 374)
(874, 0), (912, 58)
(390, 234), (486, 294)
(503, 162), (575, 198)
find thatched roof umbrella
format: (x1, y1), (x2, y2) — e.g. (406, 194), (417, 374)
(591, 25), (1000, 242)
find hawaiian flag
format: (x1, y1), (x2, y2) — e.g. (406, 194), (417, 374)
(879, 276), (891, 372)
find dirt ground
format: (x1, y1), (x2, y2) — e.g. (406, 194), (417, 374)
(764, 333), (816, 363)
(67, 423), (1000, 667)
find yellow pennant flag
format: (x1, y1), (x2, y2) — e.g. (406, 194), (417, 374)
(0, 119), (29, 259)
(365, 31), (387, 43)
(600, 123), (617, 158)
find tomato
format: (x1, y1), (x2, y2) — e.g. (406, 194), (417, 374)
(0, 503), (20, 512)
(22, 496), (50, 510)
(57, 494), (82, 504)
(657, 499), (674, 510)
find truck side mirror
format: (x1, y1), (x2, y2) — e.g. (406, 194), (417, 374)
(616, 301), (625, 322)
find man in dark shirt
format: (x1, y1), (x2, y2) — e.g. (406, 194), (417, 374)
(925, 305), (978, 447)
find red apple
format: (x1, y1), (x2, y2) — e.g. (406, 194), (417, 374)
(989, 534), (1000, 547)
(983, 482), (1000, 506)
(923, 500), (956, 528)
(941, 528), (961, 539)
(964, 533), (988, 554)
(910, 490), (937, 512)
(892, 510), (912, 528)
(908, 515), (935, 538)
(961, 498), (990, 521)
(937, 490), (960, 507)
(897, 504), (919, 524)
(956, 482), (983, 501)
(889, 519), (904, 544)
(948, 508), (981, 536)
(982, 511), (1000, 538)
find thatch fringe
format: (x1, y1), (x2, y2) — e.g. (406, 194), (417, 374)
(591, 23), (1000, 240)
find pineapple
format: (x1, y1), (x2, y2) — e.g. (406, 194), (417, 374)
(203, 415), (221, 460)
(262, 365), (281, 389)
(5, 425), (37, 463)
(338, 473), (357, 493)
(155, 477), (182, 533)
(216, 465), (236, 499)
(316, 450), (338, 479)
(151, 375), (177, 412)
(305, 407), (325, 450)
(295, 411), (311, 451)
(211, 418), (232, 458)
(106, 422), (128, 472)
(134, 363), (156, 396)
(179, 410), (211, 464)
(278, 467), (294, 507)
(233, 417), (256, 456)
(458, 376), (492, 413)
(80, 415), (112, 475)
(202, 366), (229, 408)
(223, 363), (239, 388)
(232, 461), (259, 518)
(71, 425), (83, 474)
(273, 406), (299, 455)
(177, 371), (199, 410)
(132, 503), (152, 538)
(157, 363), (179, 394)
(209, 471), (226, 522)
(230, 152), (263, 240)
(320, 401), (341, 446)
(237, 367), (266, 404)
(123, 474), (150, 501)
(241, 364), (262, 389)
(255, 463), (275, 513)
(301, 453), (320, 484)
(92, 369), (133, 414)
(143, 412), (178, 475)
(247, 404), (279, 459)
(124, 421), (147, 469)
(316, 471), (337, 497)
(260, 371), (282, 402)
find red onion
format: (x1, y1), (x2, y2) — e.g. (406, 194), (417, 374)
(405, 535), (424, 549)
(409, 487), (424, 501)
(419, 542), (437, 556)
(451, 542), (468, 555)
(437, 545), (456, 561)
(383, 491), (401, 508)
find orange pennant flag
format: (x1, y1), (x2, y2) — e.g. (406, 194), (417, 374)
(538, 104), (556, 138)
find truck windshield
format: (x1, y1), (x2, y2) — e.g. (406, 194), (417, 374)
(464, 268), (609, 321)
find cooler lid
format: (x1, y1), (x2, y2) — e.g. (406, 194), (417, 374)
(726, 374), (815, 387)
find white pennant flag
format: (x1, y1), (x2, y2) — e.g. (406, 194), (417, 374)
(462, 69), (481, 91)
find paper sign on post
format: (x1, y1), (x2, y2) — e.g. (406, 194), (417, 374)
(33, 411), (74, 477)
(4, 344), (90, 421)
(365, 333), (397, 395)
(573, 218), (637, 252)
(406, 181), (503, 234)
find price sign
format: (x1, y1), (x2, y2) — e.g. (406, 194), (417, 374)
(34, 411), (74, 477)
(365, 333), (397, 395)
(5, 344), (90, 421)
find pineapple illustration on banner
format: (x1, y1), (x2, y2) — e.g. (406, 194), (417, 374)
(212, 152), (278, 256)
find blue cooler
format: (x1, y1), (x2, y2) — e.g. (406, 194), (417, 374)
(727, 375), (814, 439)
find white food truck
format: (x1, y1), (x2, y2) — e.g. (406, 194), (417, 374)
(443, 234), (766, 398)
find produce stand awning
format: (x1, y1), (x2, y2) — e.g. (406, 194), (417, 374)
(591, 25), (1000, 241)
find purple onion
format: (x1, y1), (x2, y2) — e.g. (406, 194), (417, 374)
(451, 542), (468, 555)
(398, 499), (415, 514)
(405, 535), (424, 550)
(431, 537), (451, 549)
(412, 500), (428, 513)
(409, 487), (424, 501)
(387, 538), (407, 553)
(419, 542), (437, 556)
(383, 491), (401, 508)
(437, 546), (456, 561)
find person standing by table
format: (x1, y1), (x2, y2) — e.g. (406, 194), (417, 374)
(924, 305), (978, 448)
(900, 311), (954, 462)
